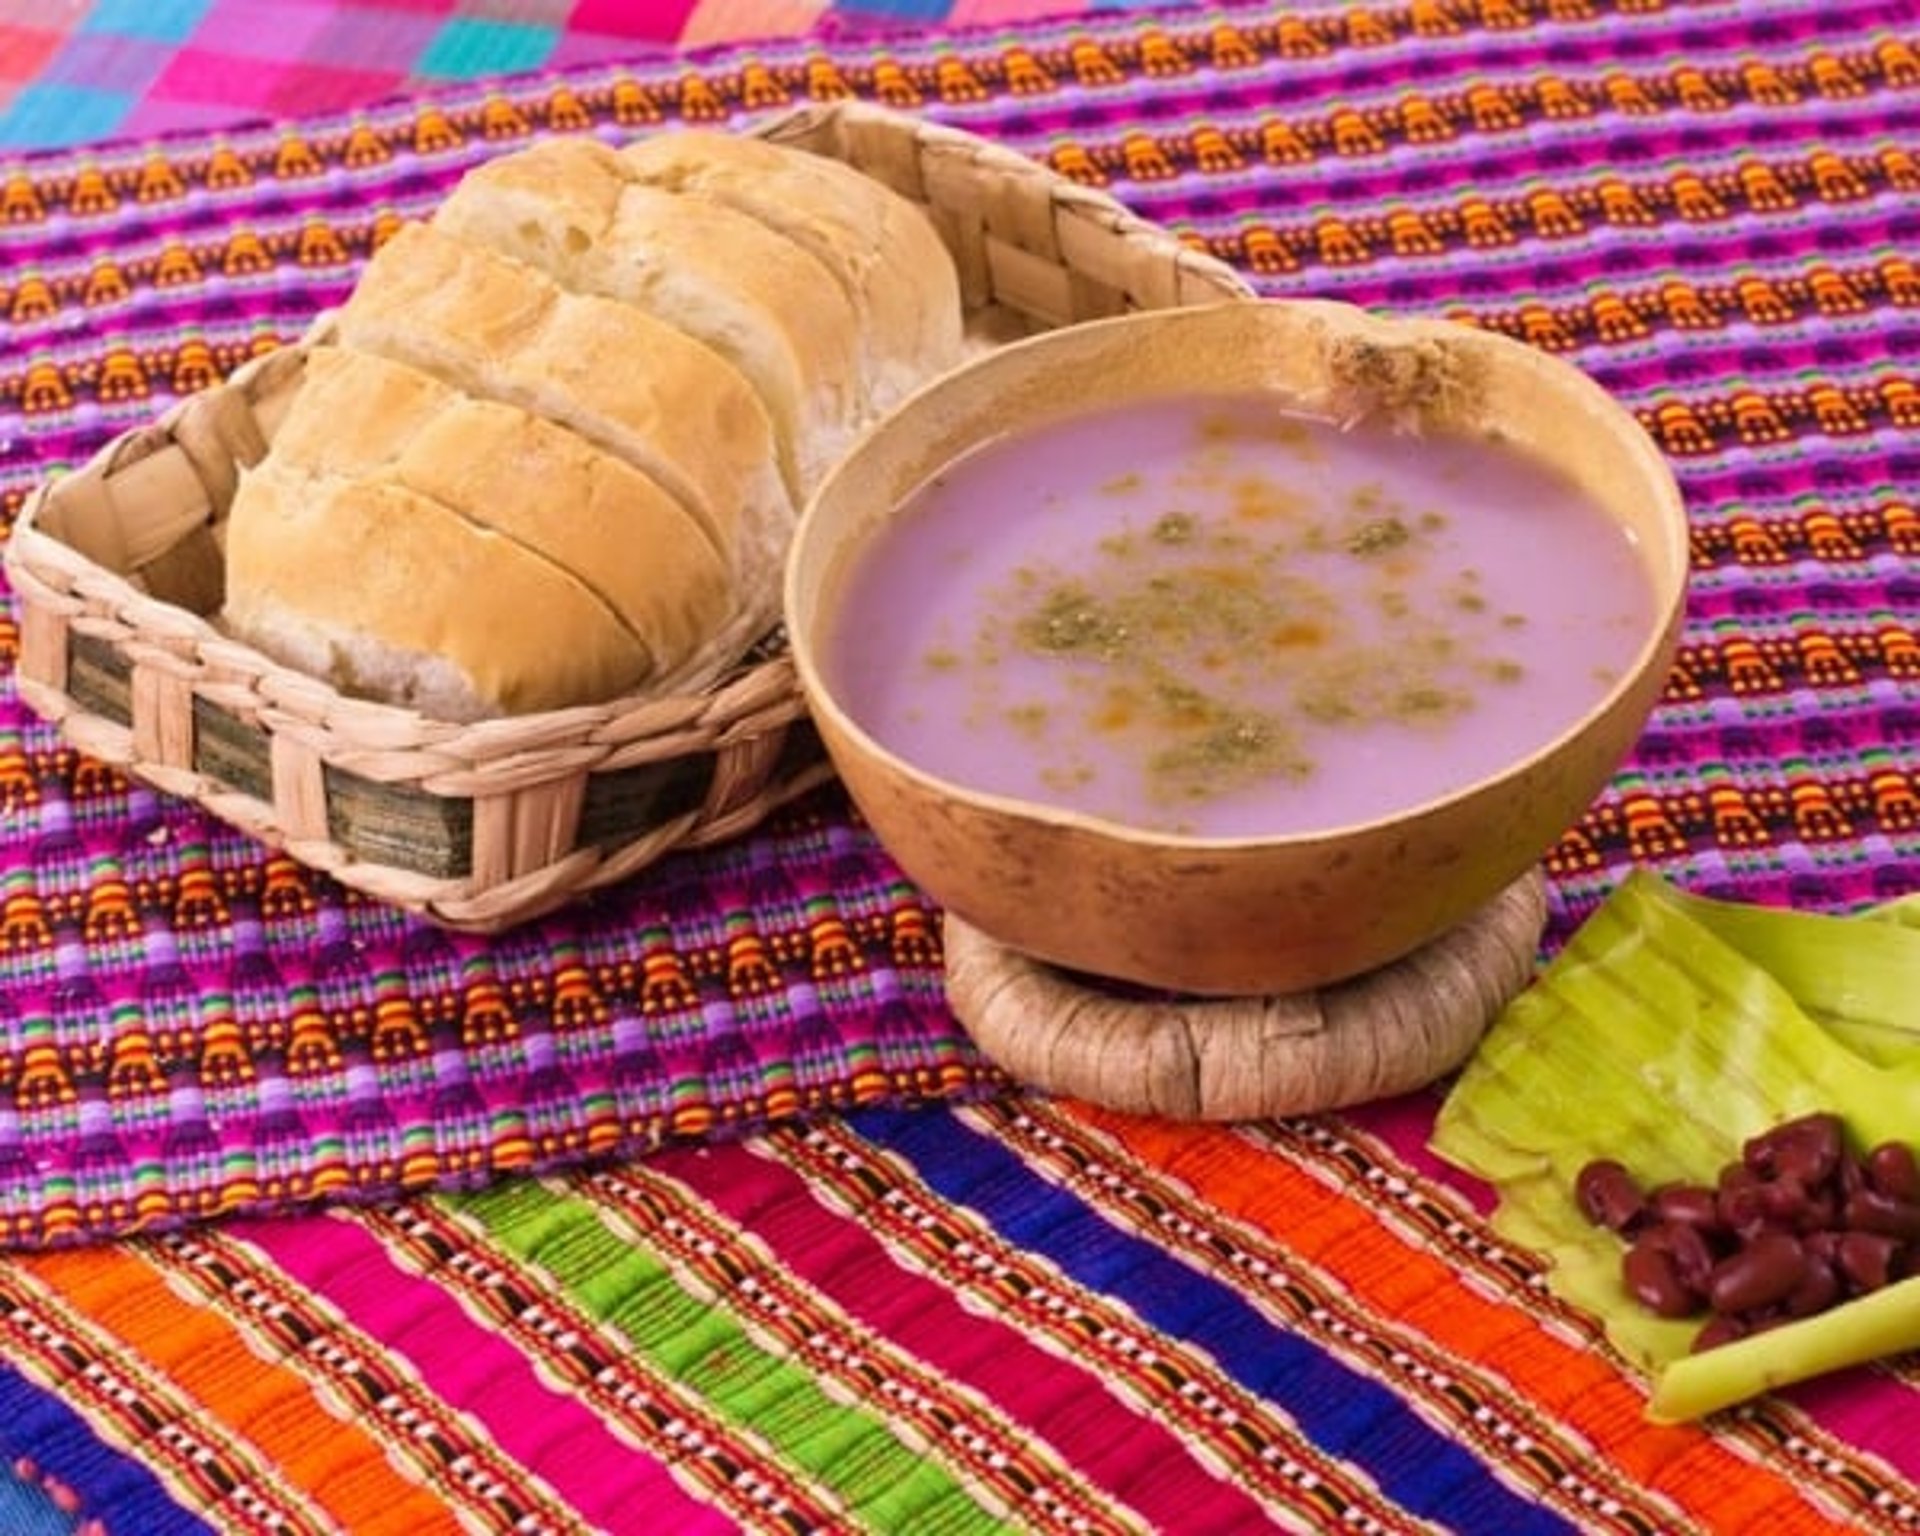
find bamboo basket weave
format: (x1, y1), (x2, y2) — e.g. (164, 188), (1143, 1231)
(4, 102), (1254, 932)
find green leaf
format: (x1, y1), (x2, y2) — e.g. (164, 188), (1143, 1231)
(1430, 868), (1920, 1420)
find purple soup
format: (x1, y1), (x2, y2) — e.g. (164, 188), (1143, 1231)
(825, 393), (1657, 838)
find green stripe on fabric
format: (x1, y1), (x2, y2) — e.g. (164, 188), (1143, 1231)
(451, 1179), (1008, 1535)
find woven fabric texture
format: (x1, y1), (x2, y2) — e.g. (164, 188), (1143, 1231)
(2, 0), (1919, 1529)
(0, 0), (1086, 146)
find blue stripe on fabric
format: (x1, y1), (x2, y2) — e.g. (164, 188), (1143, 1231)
(0, 1367), (213, 1536)
(79, 0), (214, 43)
(851, 1105), (1575, 1536)
(0, 1472), (77, 1536)
(0, 84), (131, 149)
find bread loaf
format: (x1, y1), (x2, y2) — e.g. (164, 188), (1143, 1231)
(432, 136), (864, 500)
(220, 126), (965, 722)
(333, 220), (789, 566)
(252, 346), (734, 687)
(225, 461), (654, 719)
(619, 130), (963, 416)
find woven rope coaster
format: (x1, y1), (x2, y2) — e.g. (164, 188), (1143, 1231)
(945, 870), (1549, 1121)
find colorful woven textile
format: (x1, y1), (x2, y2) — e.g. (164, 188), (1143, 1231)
(0, 0), (997, 147)
(2, 0), (1919, 1529)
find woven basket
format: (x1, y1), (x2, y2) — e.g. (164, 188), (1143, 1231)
(4, 102), (1254, 932)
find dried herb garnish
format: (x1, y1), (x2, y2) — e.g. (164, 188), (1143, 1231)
(1346, 516), (1412, 555)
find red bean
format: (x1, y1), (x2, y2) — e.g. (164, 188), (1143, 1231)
(1757, 1175), (1819, 1230)
(1580, 1118), (1919, 1335)
(1772, 1176), (1840, 1233)
(1691, 1313), (1748, 1353)
(1842, 1189), (1920, 1243)
(1707, 1231), (1807, 1315)
(1576, 1159), (1646, 1232)
(1867, 1141), (1920, 1203)
(1623, 1238), (1699, 1318)
(1785, 1256), (1842, 1318)
(1784, 1125), (1843, 1188)
(1803, 1229), (1843, 1266)
(1642, 1219), (1718, 1291)
(1745, 1113), (1844, 1186)
(1835, 1231), (1901, 1294)
(1650, 1183), (1722, 1232)
(1717, 1178), (1774, 1238)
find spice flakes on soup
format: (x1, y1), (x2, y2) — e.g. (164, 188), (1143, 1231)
(827, 394), (1655, 838)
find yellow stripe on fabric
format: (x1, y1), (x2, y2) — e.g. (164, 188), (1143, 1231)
(449, 1177), (1014, 1535)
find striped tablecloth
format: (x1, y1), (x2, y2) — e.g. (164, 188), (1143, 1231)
(3, 0), (1919, 1531)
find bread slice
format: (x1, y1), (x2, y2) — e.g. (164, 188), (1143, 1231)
(265, 346), (733, 687)
(224, 458), (653, 721)
(617, 129), (963, 417)
(433, 136), (864, 501)
(334, 220), (792, 576)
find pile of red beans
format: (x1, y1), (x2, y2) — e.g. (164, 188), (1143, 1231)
(1575, 1113), (1919, 1352)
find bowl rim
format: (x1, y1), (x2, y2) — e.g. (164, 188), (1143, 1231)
(785, 296), (1690, 852)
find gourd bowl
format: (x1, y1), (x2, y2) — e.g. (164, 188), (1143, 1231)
(784, 299), (1688, 996)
